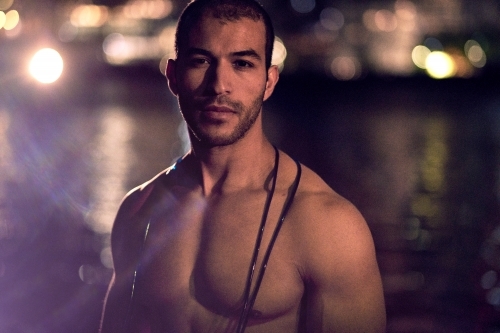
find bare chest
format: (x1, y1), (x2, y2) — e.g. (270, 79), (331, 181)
(134, 191), (304, 331)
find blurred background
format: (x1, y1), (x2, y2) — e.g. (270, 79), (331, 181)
(1, 0), (500, 332)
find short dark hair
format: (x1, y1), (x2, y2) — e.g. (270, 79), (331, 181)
(175, 0), (275, 69)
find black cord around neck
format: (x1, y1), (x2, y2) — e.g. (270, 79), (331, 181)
(236, 147), (302, 333)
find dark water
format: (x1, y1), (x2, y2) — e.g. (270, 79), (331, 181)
(1, 63), (499, 332)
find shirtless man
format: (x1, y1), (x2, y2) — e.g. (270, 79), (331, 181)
(99, 0), (386, 332)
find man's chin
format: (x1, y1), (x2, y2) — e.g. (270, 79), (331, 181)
(190, 129), (242, 148)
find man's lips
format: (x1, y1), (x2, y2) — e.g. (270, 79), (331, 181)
(202, 105), (236, 113)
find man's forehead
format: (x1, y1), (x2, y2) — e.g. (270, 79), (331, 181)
(193, 12), (265, 33)
(183, 14), (266, 53)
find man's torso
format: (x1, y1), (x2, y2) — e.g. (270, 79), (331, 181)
(126, 159), (307, 332)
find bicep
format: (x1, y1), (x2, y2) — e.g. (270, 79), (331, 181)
(302, 201), (386, 332)
(305, 264), (386, 333)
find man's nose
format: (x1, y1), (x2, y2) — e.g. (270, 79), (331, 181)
(207, 62), (231, 95)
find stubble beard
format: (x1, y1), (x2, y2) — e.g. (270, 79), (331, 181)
(179, 94), (264, 148)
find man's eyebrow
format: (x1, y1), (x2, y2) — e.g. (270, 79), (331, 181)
(232, 49), (262, 61)
(184, 47), (262, 61)
(185, 47), (212, 57)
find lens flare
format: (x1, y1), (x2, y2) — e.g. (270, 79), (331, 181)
(29, 48), (64, 84)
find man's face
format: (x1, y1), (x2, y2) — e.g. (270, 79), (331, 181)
(167, 13), (278, 147)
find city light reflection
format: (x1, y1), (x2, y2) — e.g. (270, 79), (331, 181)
(421, 119), (448, 193)
(86, 107), (135, 235)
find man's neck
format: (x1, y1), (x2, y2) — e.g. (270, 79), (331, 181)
(189, 138), (276, 196)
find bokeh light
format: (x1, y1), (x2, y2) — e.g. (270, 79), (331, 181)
(3, 9), (18, 30)
(271, 36), (287, 72)
(424, 37), (443, 51)
(320, 7), (344, 31)
(58, 21), (79, 42)
(425, 51), (456, 79)
(103, 33), (162, 65)
(0, 0), (13, 11)
(330, 56), (361, 80)
(374, 9), (397, 32)
(70, 5), (108, 28)
(122, 0), (173, 20)
(0, 11), (6, 29)
(28, 48), (64, 84)
(412, 45), (431, 69)
(465, 40), (487, 68)
(290, 0), (315, 14)
(481, 270), (498, 290)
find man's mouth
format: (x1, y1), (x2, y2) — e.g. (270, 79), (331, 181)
(202, 105), (236, 113)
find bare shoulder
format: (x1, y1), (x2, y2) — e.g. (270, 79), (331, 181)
(110, 165), (175, 272)
(281, 154), (385, 331)
(286, 158), (366, 236)
(281, 155), (378, 277)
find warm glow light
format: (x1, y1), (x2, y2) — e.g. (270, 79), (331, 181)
(29, 48), (64, 84)
(394, 0), (416, 31)
(3, 9), (18, 30)
(395, 0), (416, 20)
(0, 11), (5, 29)
(70, 5), (108, 28)
(123, 0), (172, 19)
(103, 33), (161, 65)
(374, 9), (397, 32)
(412, 45), (431, 69)
(425, 51), (456, 79)
(271, 36), (287, 72)
(103, 33), (131, 64)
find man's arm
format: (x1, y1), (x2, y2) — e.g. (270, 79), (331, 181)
(99, 185), (155, 333)
(298, 194), (386, 332)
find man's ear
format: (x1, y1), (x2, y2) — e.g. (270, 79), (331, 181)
(166, 59), (178, 96)
(263, 65), (279, 101)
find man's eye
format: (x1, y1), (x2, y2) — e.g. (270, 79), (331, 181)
(190, 58), (209, 66)
(234, 60), (253, 68)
